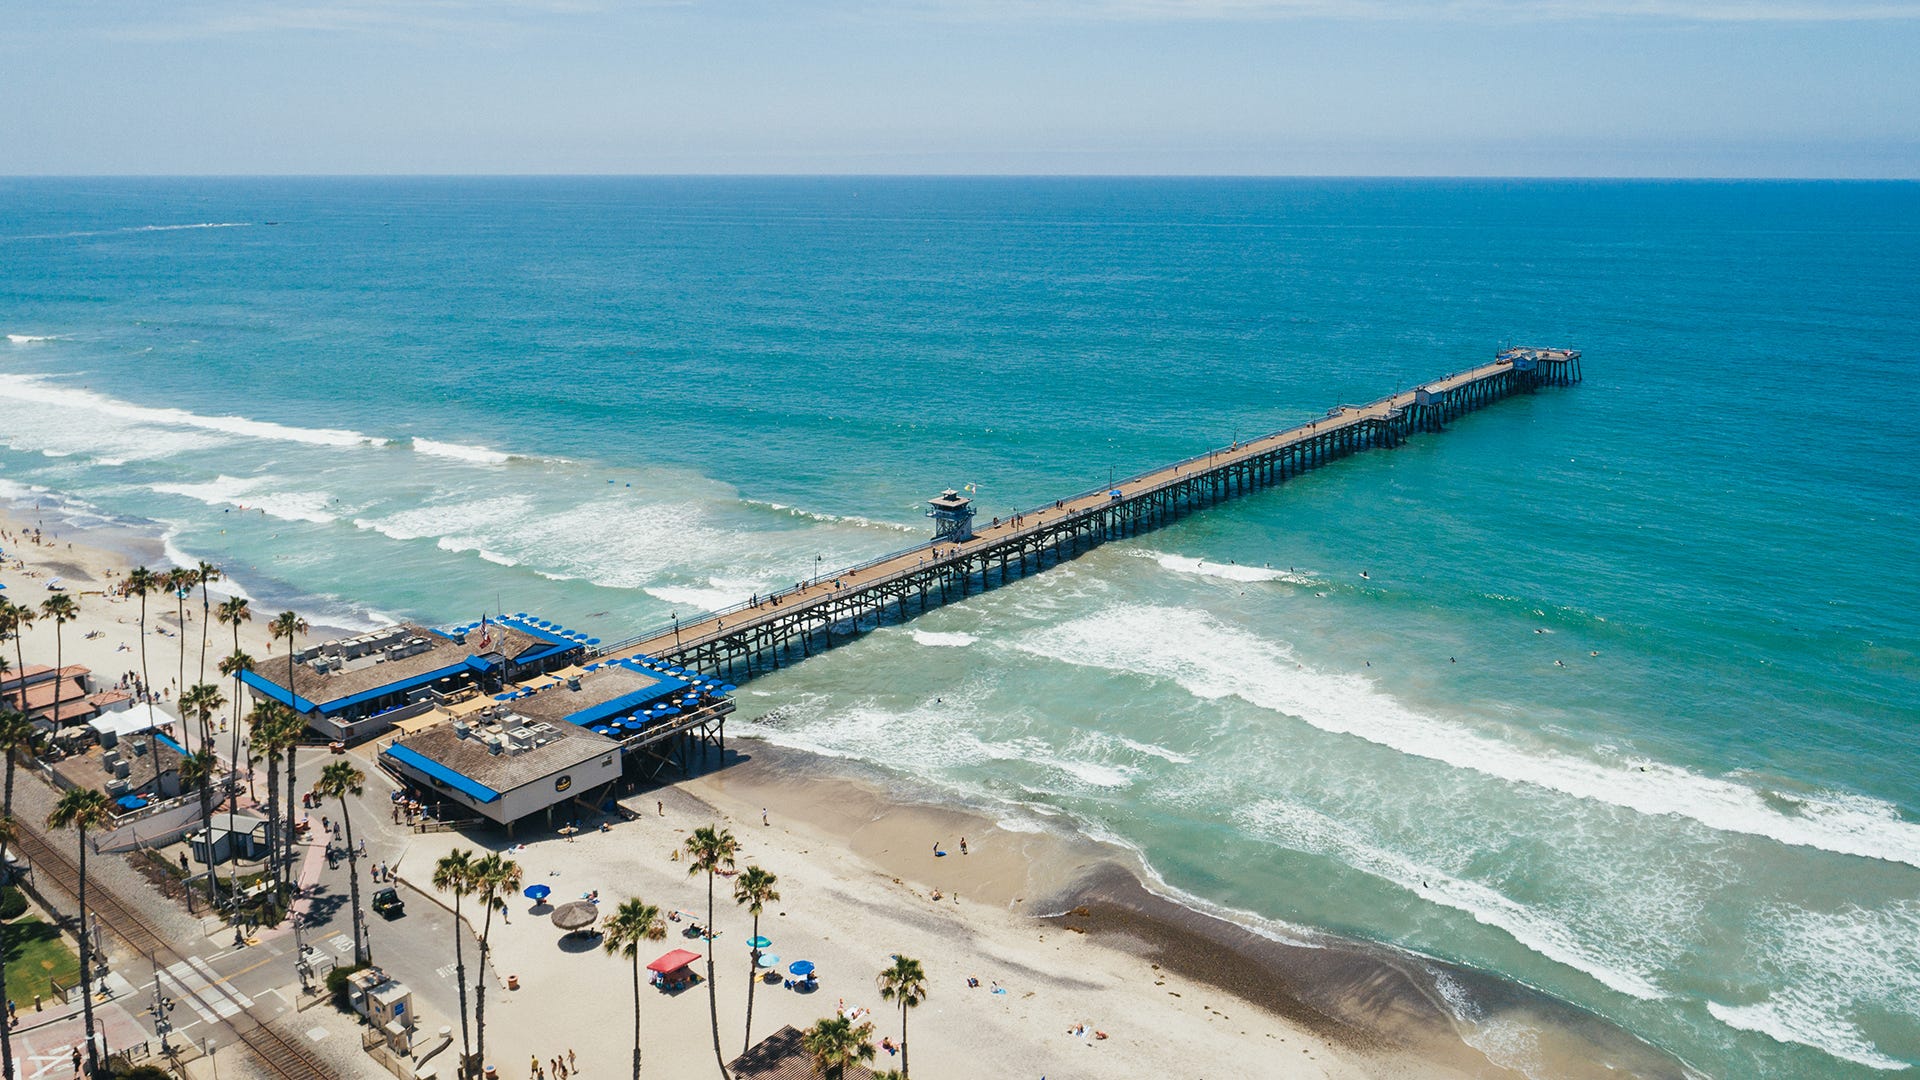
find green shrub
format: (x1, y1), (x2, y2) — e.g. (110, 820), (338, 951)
(326, 962), (368, 1008)
(0, 885), (26, 921)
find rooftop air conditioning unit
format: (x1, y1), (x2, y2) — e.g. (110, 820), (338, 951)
(452, 719), (471, 739)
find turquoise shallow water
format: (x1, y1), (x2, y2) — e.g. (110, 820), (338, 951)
(2, 178), (1917, 1077)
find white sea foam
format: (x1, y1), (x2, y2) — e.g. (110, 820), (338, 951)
(1707, 1000), (1906, 1071)
(738, 687), (1133, 793)
(355, 495), (533, 542)
(1705, 899), (1919, 1072)
(133, 222), (250, 232)
(436, 536), (519, 567)
(412, 438), (512, 465)
(910, 630), (978, 648)
(1137, 549), (1316, 585)
(1430, 970), (1552, 1080)
(152, 476), (341, 524)
(0, 372), (376, 450)
(1115, 736), (1194, 764)
(6, 334), (58, 344)
(1240, 798), (1665, 999)
(743, 499), (920, 534)
(645, 576), (764, 611)
(1016, 604), (1920, 869)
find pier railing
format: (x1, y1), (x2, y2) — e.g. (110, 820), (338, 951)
(598, 349), (1579, 663)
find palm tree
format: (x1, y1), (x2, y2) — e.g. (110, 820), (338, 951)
(39, 593), (79, 733)
(470, 853), (523, 1074)
(602, 897), (666, 1080)
(0, 814), (15, 1080)
(432, 849), (478, 1074)
(733, 866), (779, 1054)
(802, 1015), (877, 1080)
(269, 611), (308, 883)
(316, 760), (370, 965)
(683, 825), (738, 1078)
(165, 567), (197, 699)
(179, 682), (225, 759)
(876, 955), (927, 1079)
(247, 704), (297, 895)
(0, 601), (30, 709)
(47, 787), (111, 1078)
(218, 651), (252, 772)
(215, 652), (252, 905)
(0, 706), (36, 822)
(195, 561), (221, 685)
(178, 746), (222, 904)
(125, 567), (156, 702)
(218, 597), (252, 716)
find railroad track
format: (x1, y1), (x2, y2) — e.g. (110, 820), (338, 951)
(14, 824), (334, 1080)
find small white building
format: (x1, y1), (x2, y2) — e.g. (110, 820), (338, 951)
(186, 812), (269, 865)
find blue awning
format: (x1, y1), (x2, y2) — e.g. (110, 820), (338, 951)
(382, 744), (501, 804)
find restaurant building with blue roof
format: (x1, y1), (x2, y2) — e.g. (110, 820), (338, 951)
(378, 653), (735, 829)
(241, 616), (590, 743)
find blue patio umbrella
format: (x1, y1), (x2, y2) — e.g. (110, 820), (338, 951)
(525, 884), (551, 901)
(720, 684), (737, 693)
(593, 726), (615, 736)
(788, 960), (815, 977)
(586, 637), (601, 646)
(658, 707), (680, 717)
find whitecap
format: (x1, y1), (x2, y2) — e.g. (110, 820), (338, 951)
(910, 630), (978, 648)
(436, 536), (519, 567)
(1707, 999), (1906, 1071)
(1239, 798), (1665, 1000)
(6, 334), (57, 344)
(152, 476), (340, 524)
(411, 438), (512, 465)
(0, 372), (375, 450)
(1115, 736), (1194, 764)
(1135, 549), (1317, 585)
(1016, 604), (1920, 869)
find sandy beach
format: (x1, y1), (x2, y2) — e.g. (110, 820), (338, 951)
(0, 501), (355, 713)
(385, 741), (1690, 1080)
(0, 495), (1690, 1080)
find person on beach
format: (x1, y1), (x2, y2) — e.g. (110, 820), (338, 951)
(960, 837), (968, 855)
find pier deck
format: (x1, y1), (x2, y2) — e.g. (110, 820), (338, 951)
(602, 347), (1580, 680)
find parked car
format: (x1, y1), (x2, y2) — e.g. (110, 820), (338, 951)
(372, 887), (405, 918)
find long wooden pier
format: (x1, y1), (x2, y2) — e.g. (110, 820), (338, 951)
(602, 347), (1581, 680)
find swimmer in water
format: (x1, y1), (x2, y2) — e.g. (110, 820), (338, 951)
(1360, 570), (1370, 579)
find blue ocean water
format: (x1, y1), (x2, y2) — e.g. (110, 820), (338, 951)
(2, 177), (1917, 1077)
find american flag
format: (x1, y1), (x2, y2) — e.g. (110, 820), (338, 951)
(476, 615), (492, 650)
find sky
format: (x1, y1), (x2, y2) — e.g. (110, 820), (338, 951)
(4, 0), (1918, 176)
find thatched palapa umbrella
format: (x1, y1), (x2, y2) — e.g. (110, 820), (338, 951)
(551, 900), (599, 933)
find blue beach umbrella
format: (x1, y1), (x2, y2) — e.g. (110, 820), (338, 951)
(788, 960), (815, 977)
(747, 936), (772, 949)
(525, 884), (551, 901)
(757, 953), (781, 969)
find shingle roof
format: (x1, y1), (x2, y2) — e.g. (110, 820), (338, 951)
(727, 1025), (878, 1080)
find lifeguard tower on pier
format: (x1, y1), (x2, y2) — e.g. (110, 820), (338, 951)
(927, 489), (975, 542)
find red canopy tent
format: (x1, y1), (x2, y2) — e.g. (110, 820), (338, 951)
(648, 948), (702, 990)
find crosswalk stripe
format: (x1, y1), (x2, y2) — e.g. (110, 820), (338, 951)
(162, 961), (224, 1025)
(188, 954), (254, 1008)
